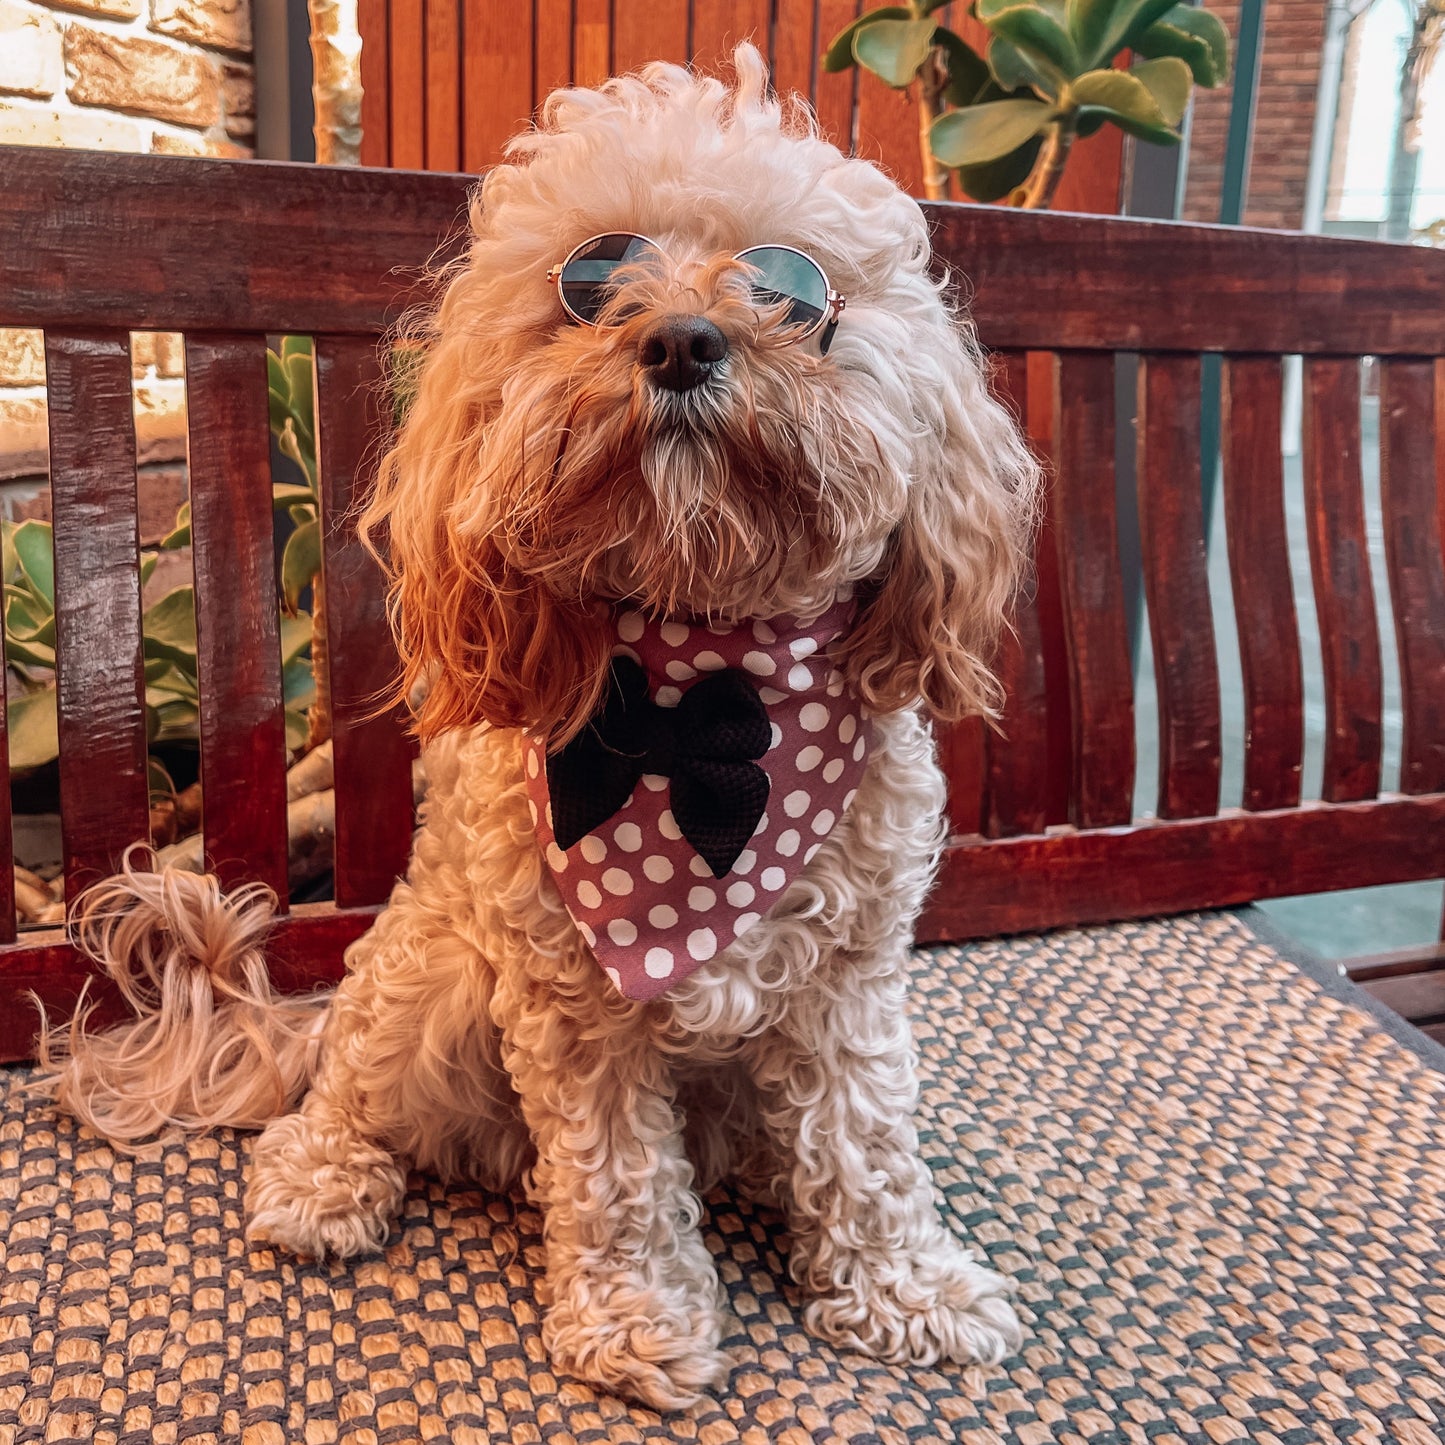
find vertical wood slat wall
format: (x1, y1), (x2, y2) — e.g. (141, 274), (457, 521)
(354, 0), (1124, 209)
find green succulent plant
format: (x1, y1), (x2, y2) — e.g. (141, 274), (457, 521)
(825, 0), (1230, 207)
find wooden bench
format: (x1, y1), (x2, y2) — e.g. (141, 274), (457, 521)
(2, 145), (1443, 1060)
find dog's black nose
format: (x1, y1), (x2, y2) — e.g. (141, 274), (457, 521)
(637, 314), (728, 392)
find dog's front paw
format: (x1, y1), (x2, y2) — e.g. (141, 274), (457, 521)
(544, 1268), (729, 1411)
(804, 1243), (1024, 1368)
(245, 1105), (407, 1260)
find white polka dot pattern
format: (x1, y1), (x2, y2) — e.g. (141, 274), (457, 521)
(524, 594), (870, 1002)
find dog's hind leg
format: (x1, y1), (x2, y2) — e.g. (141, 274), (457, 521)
(246, 875), (531, 1259)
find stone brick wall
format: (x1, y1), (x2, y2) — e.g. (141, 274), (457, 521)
(1182, 0), (1329, 229)
(0, 0), (255, 493)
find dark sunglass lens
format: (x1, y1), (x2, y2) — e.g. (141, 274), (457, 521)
(559, 233), (660, 324)
(737, 246), (829, 332)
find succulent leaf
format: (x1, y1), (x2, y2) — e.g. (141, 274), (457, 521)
(976, 0), (1077, 75)
(853, 16), (939, 86)
(1068, 0), (1178, 67)
(1132, 3), (1229, 86)
(12, 522), (54, 610)
(142, 585), (198, 669)
(931, 97), (1054, 166)
(281, 519), (322, 615)
(8, 689), (58, 772)
(936, 27), (992, 105)
(987, 33), (1064, 95)
(280, 611), (313, 668)
(821, 6), (911, 71)
(957, 133), (1045, 200)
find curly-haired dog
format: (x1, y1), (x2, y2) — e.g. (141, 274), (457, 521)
(42, 46), (1038, 1409)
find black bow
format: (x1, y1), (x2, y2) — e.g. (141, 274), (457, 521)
(548, 656), (771, 878)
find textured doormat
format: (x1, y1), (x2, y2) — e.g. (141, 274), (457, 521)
(0, 912), (1441, 1444)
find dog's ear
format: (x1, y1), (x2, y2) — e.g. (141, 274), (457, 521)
(837, 318), (1038, 724)
(361, 327), (613, 749)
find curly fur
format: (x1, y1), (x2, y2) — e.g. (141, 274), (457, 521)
(38, 46), (1038, 1410)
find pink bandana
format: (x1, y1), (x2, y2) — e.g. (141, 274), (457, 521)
(523, 594), (870, 1000)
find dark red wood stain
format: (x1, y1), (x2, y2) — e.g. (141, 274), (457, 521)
(1136, 354), (1221, 819)
(185, 334), (290, 900)
(44, 332), (150, 902)
(1051, 351), (1135, 829)
(927, 207), (1445, 356)
(1301, 357), (1383, 803)
(1378, 358), (1445, 795)
(314, 336), (416, 908)
(15, 152), (1445, 356)
(0, 906), (378, 1065)
(1220, 356), (1303, 811)
(921, 794), (1445, 941)
(982, 350), (1050, 837)
(939, 718), (984, 838)
(1024, 351), (1073, 826)
(0, 149), (469, 336)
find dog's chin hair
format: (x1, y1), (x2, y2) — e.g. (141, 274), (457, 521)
(480, 351), (895, 622)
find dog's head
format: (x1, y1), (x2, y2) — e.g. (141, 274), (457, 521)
(366, 45), (1038, 746)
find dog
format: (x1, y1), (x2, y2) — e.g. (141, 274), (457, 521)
(41, 46), (1039, 1410)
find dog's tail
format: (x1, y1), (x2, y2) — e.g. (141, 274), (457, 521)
(34, 848), (329, 1145)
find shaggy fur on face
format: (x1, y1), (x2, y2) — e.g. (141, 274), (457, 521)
(366, 45), (1034, 746)
(39, 46), (1039, 1410)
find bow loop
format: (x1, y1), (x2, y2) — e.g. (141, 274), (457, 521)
(674, 670), (773, 764)
(547, 657), (771, 877)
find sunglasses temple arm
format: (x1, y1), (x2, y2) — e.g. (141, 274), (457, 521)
(819, 318), (839, 357)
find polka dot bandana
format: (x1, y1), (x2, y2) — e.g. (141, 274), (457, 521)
(523, 595), (870, 1000)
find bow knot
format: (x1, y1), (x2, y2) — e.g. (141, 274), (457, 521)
(547, 656), (771, 877)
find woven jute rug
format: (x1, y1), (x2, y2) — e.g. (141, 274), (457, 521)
(0, 911), (1441, 1444)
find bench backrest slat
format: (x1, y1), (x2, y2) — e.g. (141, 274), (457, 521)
(1136, 353), (1222, 821)
(982, 351), (1051, 840)
(186, 332), (291, 899)
(1219, 356), (1303, 813)
(1301, 357), (1384, 805)
(0, 150), (468, 335)
(1379, 358), (1445, 797)
(1051, 351), (1135, 830)
(45, 330), (151, 900)
(314, 333), (417, 909)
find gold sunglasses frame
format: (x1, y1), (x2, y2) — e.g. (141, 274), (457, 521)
(546, 232), (846, 352)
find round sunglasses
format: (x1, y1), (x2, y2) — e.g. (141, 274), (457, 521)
(546, 232), (846, 355)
